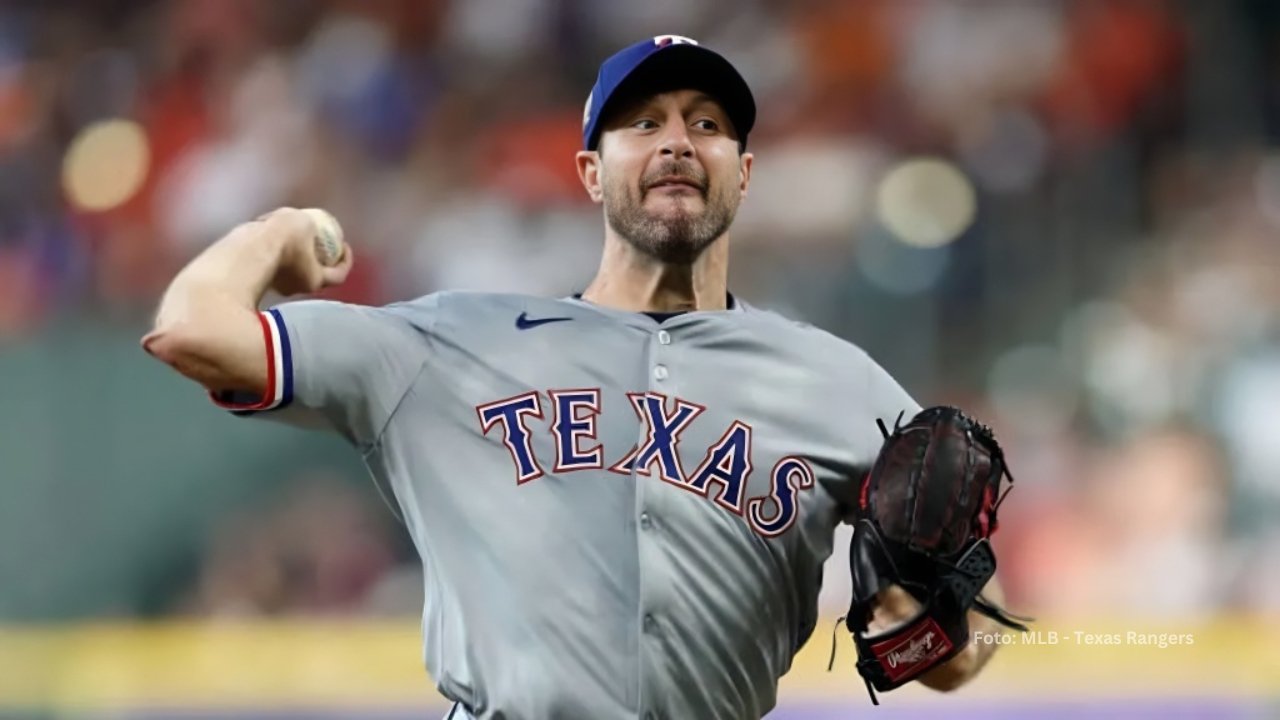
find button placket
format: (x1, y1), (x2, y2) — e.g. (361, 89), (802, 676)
(638, 324), (676, 717)
(653, 328), (672, 383)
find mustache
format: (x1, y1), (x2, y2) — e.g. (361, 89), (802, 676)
(642, 163), (708, 193)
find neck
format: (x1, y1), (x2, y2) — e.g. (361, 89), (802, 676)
(582, 232), (730, 313)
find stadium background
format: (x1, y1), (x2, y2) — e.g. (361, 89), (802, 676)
(1, 0), (1278, 717)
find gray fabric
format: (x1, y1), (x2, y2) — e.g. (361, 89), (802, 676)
(249, 291), (919, 719)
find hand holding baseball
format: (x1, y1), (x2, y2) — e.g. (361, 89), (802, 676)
(302, 208), (346, 267)
(265, 207), (354, 296)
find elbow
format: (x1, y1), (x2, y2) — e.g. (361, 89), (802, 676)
(141, 321), (222, 386)
(142, 320), (206, 366)
(143, 292), (264, 393)
(141, 322), (182, 365)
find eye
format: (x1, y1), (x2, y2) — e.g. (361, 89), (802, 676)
(693, 118), (719, 131)
(633, 118), (658, 130)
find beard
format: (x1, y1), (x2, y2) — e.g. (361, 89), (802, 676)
(603, 161), (738, 265)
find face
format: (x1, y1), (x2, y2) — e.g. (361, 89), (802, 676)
(578, 89), (753, 265)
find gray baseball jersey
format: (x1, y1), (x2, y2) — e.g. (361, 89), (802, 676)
(213, 291), (919, 720)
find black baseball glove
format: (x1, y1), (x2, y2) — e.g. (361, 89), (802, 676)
(837, 406), (1029, 704)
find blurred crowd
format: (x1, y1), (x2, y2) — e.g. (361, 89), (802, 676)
(3, 0), (1279, 621)
(176, 472), (422, 618)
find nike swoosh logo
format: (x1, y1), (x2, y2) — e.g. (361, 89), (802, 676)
(515, 312), (574, 330)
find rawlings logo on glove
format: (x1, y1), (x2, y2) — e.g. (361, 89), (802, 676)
(835, 406), (1030, 704)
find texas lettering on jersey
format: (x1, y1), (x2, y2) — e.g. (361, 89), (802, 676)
(475, 389), (816, 537)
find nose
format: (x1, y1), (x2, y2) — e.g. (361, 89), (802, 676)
(657, 123), (695, 159)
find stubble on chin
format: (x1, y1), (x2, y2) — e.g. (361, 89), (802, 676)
(605, 184), (733, 265)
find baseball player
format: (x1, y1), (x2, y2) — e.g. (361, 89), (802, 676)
(144, 36), (1013, 719)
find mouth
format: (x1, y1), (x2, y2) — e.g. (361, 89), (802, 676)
(646, 176), (704, 194)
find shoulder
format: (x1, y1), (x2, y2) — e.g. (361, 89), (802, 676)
(379, 290), (542, 326)
(736, 299), (879, 367)
(387, 290), (556, 313)
(737, 300), (920, 439)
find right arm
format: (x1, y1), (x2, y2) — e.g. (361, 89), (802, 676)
(142, 208), (352, 395)
(145, 208), (430, 447)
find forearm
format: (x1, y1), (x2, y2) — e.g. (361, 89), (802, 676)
(143, 223), (286, 393)
(155, 224), (283, 327)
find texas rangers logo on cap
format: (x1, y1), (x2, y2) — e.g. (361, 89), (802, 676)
(653, 34), (698, 47)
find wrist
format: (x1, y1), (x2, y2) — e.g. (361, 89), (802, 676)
(246, 220), (291, 272)
(240, 219), (296, 299)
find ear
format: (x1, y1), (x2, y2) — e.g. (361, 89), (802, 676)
(738, 152), (754, 200)
(576, 150), (604, 204)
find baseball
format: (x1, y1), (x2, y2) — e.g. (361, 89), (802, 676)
(302, 208), (345, 267)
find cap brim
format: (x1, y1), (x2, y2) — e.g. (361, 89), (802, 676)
(590, 44), (756, 151)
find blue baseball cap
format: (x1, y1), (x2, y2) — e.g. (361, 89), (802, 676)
(582, 35), (756, 152)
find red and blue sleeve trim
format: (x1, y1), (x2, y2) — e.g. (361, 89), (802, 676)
(209, 309), (294, 415)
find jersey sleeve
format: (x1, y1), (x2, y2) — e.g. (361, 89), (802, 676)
(209, 297), (433, 448)
(833, 350), (923, 524)
(864, 352), (921, 430)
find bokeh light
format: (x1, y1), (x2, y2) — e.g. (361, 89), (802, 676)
(62, 119), (150, 212)
(875, 157), (977, 248)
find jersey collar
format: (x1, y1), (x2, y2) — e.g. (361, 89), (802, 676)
(562, 292), (745, 327)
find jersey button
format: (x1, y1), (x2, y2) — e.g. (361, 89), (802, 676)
(653, 365), (668, 381)
(639, 512), (652, 530)
(643, 614), (658, 633)
(657, 330), (671, 345)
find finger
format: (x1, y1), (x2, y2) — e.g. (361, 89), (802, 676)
(321, 242), (354, 286)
